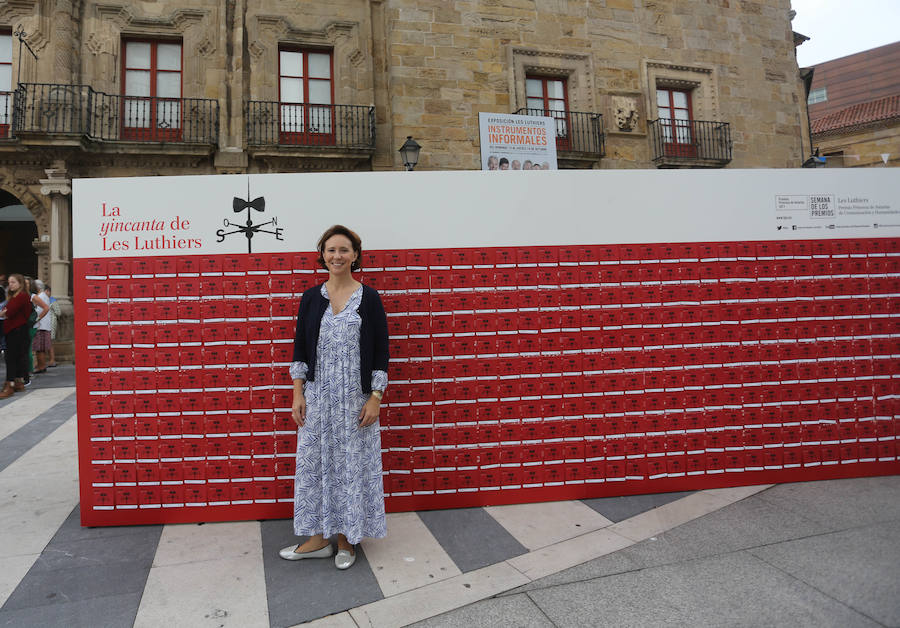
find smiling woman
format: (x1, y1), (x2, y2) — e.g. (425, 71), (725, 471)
(282, 224), (389, 570)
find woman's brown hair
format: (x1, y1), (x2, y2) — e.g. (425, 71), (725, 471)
(316, 225), (362, 271)
(7, 273), (25, 296)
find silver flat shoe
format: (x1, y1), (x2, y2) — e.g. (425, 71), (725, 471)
(335, 548), (356, 570)
(279, 543), (333, 560)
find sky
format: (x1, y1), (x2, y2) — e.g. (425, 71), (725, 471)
(791, 0), (900, 67)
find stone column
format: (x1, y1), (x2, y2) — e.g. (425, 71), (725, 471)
(40, 160), (74, 360)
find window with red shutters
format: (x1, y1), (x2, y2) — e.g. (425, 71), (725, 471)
(122, 39), (183, 141)
(278, 47), (334, 145)
(525, 75), (571, 151)
(656, 87), (697, 157)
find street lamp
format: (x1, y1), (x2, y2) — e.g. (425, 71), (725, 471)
(398, 136), (421, 171)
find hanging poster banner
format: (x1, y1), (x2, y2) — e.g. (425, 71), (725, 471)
(478, 112), (558, 171)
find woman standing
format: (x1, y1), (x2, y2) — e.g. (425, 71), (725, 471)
(0, 274), (32, 398)
(22, 277), (47, 384)
(32, 279), (52, 373)
(280, 225), (389, 570)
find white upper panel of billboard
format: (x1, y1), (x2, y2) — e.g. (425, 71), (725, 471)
(73, 169), (900, 258)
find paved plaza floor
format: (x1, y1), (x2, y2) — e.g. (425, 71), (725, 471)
(0, 365), (897, 627)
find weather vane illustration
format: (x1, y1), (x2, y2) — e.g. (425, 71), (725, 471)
(216, 179), (284, 253)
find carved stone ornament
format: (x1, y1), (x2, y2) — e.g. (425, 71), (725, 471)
(612, 96), (639, 132)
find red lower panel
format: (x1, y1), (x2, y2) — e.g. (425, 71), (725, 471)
(75, 239), (900, 525)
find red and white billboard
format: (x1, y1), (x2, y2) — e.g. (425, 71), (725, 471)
(73, 169), (900, 526)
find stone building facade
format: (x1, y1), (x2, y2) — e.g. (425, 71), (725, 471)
(0, 0), (809, 357)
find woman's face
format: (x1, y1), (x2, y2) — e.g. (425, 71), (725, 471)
(323, 234), (357, 277)
(7, 276), (20, 293)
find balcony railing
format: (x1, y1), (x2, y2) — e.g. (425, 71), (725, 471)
(11, 83), (219, 145)
(13, 83), (89, 136)
(89, 92), (218, 143)
(0, 91), (14, 138)
(513, 108), (605, 158)
(246, 101), (375, 150)
(648, 118), (732, 165)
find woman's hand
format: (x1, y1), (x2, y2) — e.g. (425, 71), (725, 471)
(358, 395), (381, 428)
(291, 381), (307, 427)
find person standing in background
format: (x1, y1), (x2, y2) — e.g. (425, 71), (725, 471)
(0, 274), (31, 398)
(23, 277), (48, 383)
(44, 284), (60, 367)
(32, 279), (52, 373)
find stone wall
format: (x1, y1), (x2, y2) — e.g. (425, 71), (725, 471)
(380, 0), (807, 170)
(814, 123), (900, 168)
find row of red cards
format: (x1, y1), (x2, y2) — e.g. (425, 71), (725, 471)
(384, 399), (900, 430)
(85, 389), (293, 415)
(87, 434), (296, 462)
(384, 423), (900, 466)
(89, 458), (293, 483)
(379, 416), (900, 450)
(91, 480), (294, 508)
(79, 263), (899, 298)
(81, 367), (896, 410)
(385, 440), (900, 494)
(80, 277), (899, 308)
(81, 240), (900, 277)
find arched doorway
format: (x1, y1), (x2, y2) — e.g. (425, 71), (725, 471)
(0, 188), (38, 279)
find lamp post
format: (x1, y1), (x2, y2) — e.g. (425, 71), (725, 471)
(398, 136), (421, 171)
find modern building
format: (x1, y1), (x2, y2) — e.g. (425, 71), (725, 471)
(806, 41), (900, 168)
(0, 0), (811, 357)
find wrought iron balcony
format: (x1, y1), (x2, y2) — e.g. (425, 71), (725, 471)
(0, 91), (14, 139)
(648, 118), (732, 166)
(11, 83), (219, 145)
(513, 108), (605, 160)
(89, 91), (219, 144)
(246, 101), (375, 150)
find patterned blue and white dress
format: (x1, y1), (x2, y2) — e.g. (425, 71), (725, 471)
(289, 284), (388, 544)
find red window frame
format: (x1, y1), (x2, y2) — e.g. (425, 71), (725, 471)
(121, 39), (183, 141)
(278, 47), (335, 146)
(525, 75), (571, 151)
(0, 30), (11, 138)
(656, 87), (696, 158)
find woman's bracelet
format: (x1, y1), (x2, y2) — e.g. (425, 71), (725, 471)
(370, 390), (383, 401)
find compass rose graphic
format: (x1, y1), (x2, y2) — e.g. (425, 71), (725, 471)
(216, 179), (284, 253)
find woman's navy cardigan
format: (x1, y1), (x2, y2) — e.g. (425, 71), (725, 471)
(291, 283), (389, 393)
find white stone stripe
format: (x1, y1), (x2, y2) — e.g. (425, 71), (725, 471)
(0, 414), (79, 606)
(484, 500), (614, 550)
(350, 561), (529, 628)
(608, 484), (775, 543)
(134, 520), (269, 628)
(0, 386), (75, 442)
(361, 511), (462, 597)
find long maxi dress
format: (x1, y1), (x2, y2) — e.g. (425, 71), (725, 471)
(289, 284), (388, 545)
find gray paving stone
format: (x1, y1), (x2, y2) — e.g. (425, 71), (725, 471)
(749, 519), (900, 627)
(417, 506), (528, 573)
(0, 591), (142, 628)
(32, 530), (158, 571)
(260, 518), (384, 628)
(527, 550), (880, 628)
(755, 475), (900, 531)
(582, 490), (695, 522)
(602, 490), (830, 566)
(0, 392), (76, 472)
(49, 506), (161, 543)
(409, 592), (555, 628)
(2, 562), (152, 611)
(1, 505), (161, 614)
(506, 489), (827, 595)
